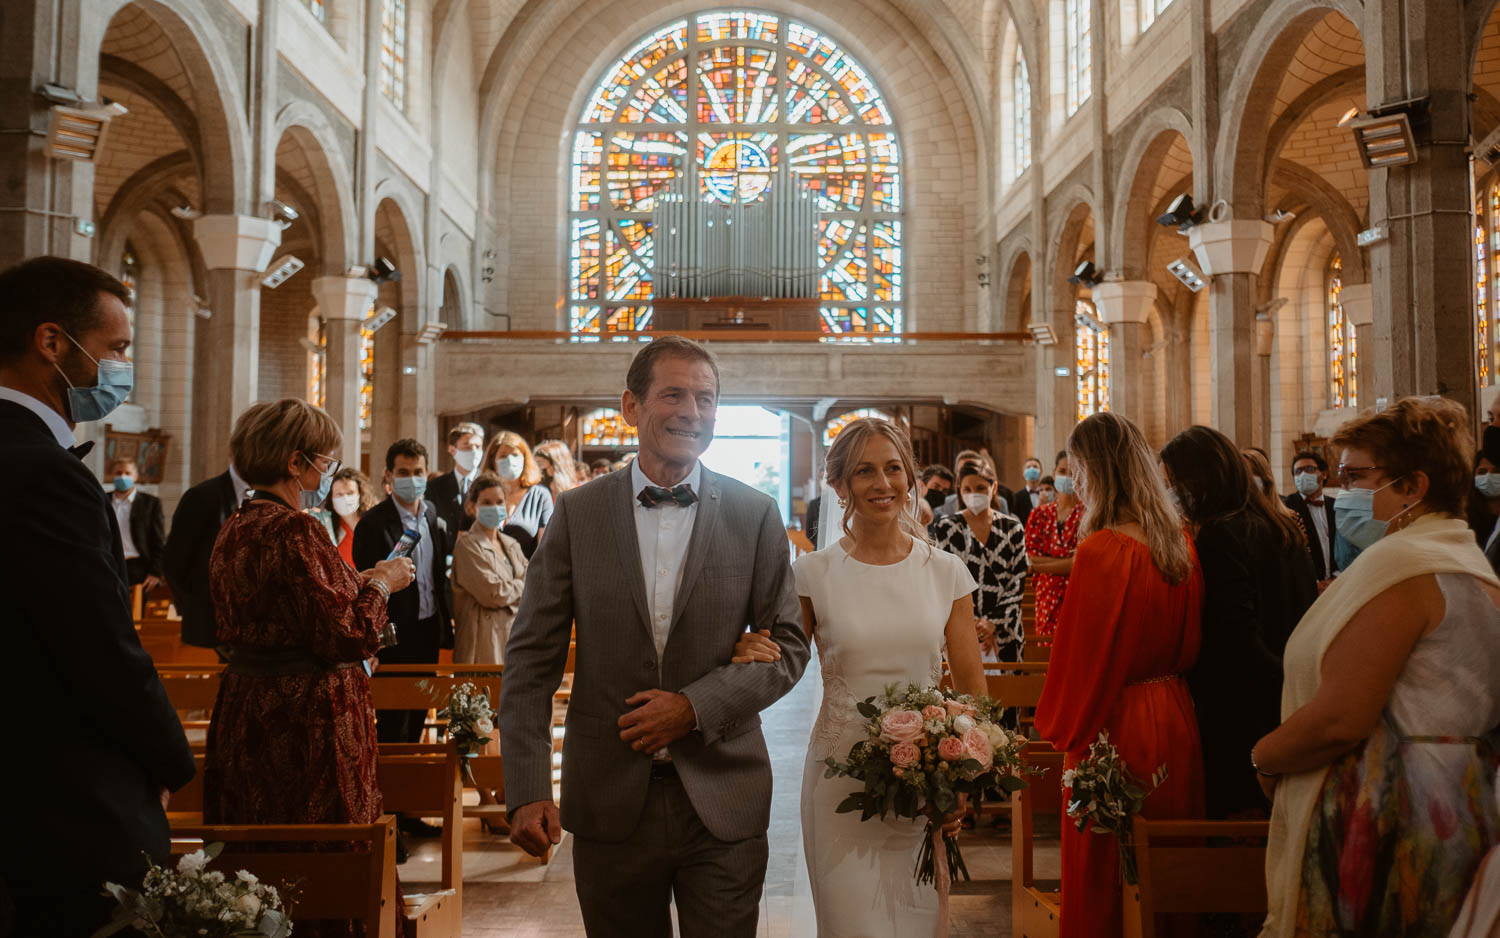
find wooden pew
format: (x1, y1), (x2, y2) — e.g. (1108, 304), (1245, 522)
(170, 815), (399, 938)
(971, 662), (1048, 823)
(1121, 817), (1270, 938)
(1012, 743), (1065, 938)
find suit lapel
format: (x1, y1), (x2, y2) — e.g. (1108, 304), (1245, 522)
(607, 470), (654, 639)
(668, 468), (722, 635)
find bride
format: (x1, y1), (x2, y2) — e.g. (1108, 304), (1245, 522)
(734, 417), (987, 936)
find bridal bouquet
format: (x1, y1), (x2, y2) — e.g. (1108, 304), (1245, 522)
(1063, 730), (1167, 885)
(438, 681), (495, 783)
(823, 683), (1033, 889)
(96, 843), (291, 937)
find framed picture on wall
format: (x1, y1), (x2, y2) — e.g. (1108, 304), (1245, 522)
(103, 424), (171, 483)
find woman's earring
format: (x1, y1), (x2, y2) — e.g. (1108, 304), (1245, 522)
(837, 497), (847, 509)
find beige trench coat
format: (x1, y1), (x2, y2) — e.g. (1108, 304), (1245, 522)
(449, 528), (528, 664)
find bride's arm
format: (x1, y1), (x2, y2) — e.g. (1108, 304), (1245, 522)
(731, 597), (816, 663)
(943, 597), (986, 697)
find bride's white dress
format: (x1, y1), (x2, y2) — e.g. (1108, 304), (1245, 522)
(793, 539), (977, 937)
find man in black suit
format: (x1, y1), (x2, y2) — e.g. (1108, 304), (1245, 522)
(1011, 456), (1045, 528)
(354, 438), (452, 745)
(1283, 449), (1338, 587)
(107, 457), (165, 589)
(425, 421), (484, 541)
(163, 463), (250, 651)
(0, 256), (195, 935)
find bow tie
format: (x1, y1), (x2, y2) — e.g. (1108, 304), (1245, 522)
(1306, 498), (1323, 507)
(638, 483), (698, 509)
(68, 441), (94, 460)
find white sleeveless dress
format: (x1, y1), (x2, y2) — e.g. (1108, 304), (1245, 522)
(793, 539), (977, 937)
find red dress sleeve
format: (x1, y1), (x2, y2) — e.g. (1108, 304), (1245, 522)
(1025, 503), (1049, 555)
(284, 511), (388, 662)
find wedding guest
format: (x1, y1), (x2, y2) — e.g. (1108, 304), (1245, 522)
(589, 457), (613, 480)
(934, 449), (985, 519)
(1035, 412), (1205, 938)
(108, 457), (165, 590)
(479, 430), (553, 558)
(451, 472), (528, 664)
(309, 467), (376, 568)
(1024, 453), (1082, 640)
(164, 462), (250, 654)
(533, 439), (579, 500)
(930, 460), (1028, 662)
(1254, 397), (1500, 938)
(1160, 426), (1316, 819)
(918, 464), (954, 514)
(427, 421), (484, 539)
(1466, 428), (1500, 576)
(1037, 475), (1057, 503)
(1283, 450), (1338, 586)
(1012, 456), (1045, 528)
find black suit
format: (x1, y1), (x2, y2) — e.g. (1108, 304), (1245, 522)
(353, 497), (452, 742)
(1012, 485), (1040, 529)
(425, 470), (473, 541)
(162, 472), (239, 648)
(1282, 491), (1339, 580)
(116, 490), (165, 586)
(0, 400), (194, 929)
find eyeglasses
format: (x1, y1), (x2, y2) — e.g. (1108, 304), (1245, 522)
(304, 452), (342, 476)
(1336, 464), (1383, 487)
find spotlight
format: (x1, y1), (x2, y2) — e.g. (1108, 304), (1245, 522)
(36, 83), (84, 107)
(170, 203), (200, 220)
(1156, 193), (1204, 233)
(1167, 256), (1206, 293)
(1264, 209), (1296, 225)
(1346, 110), (1419, 169)
(1067, 261), (1101, 288)
(1337, 107), (1360, 127)
(43, 100), (128, 163)
(367, 257), (401, 284)
(265, 200), (299, 229)
(364, 305), (398, 333)
(261, 255), (304, 289)
(1027, 323), (1058, 346)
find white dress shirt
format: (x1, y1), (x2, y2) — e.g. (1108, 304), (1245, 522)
(113, 488), (139, 559)
(395, 498), (437, 619)
(0, 385), (75, 447)
(631, 460), (702, 659)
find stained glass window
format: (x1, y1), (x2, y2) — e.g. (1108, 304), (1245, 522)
(1328, 254), (1356, 409)
(582, 408), (639, 446)
(1478, 194), (1491, 389)
(119, 247), (138, 401)
(569, 13), (903, 337)
(359, 321), (375, 430)
(1064, 0), (1092, 115)
(1075, 302), (1109, 420)
(304, 0), (326, 22)
(308, 318), (326, 408)
(379, 0), (406, 110)
(1487, 182), (1500, 387)
(1012, 57), (1031, 179)
(823, 408), (893, 446)
(1138, 0), (1173, 33)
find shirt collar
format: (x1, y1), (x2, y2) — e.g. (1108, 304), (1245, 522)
(0, 385), (75, 448)
(631, 460), (702, 500)
(228, 464), (253, 500)
(396, 498), (424, 525)
(114, 487), (137, 503)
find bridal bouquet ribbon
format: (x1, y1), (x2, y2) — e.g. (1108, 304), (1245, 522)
(823, 683), (1034, 935)
(1063, 729), (1167, 885)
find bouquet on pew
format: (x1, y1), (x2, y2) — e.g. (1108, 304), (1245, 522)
(823, 683), (1033, 891)
(1063, 730), (1167, 885)
(97, 842), (291, 937)
(438, 681), (496, 783)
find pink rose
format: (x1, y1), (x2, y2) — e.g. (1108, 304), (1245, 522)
(879, 709), (926, 744)
(937, 736), (965, 762)
(943, 699), (966, 716)
(890, 741), (921, 769)
(961, 728), (993, 769)
(921, 705), (945, 720)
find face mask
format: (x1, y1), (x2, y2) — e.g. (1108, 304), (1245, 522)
(475, 504), (506, 530)
(1478, 473), (1500, 499)
(1166, 488), (1183, 514)
(1334, 478), (1403, 549)
(298, 453), (335, 508)
(112, 476), (134, 493)
(453, 448), (479, 473)
(392, 475), (426, 503)
(923, 489), (948, 510)
(332, 493), (361, 518)
(495, 454), (524, 481)
(1023, 466), (1041, 483)
(1054, 475), (1074, 496)
(56, 333), (132, 423)
(1040, 489), (1056, 504)
(962, 492), (991, 514)
(1294, 471), (1322, 497)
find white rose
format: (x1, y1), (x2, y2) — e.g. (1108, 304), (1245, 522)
(475, 716), (494, 735)
(952, 714), (975, 735)
(237, 894), (262, 917)
(236, 870), (258, 886)
(1062, 768), (1077, 788)
(177, 850), (208, 875)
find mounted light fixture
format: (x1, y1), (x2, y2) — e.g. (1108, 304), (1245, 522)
(1343, 99), (1426, 169)
(170, 203), (200, 221)
(365, 305), (398, 333)
(1264, 209), (1296, 225)
(416, 321), (448, 345)
(298, 336), (325, 354)
(43, 98), (128, 163)
(1156, 193), (1204, 233)
(265, 200), (299, 229)
(367, 257), (401, 284)
(1167, 256), (1207, 292)
(1027, 322), (1058, 346)
(1067, 261), (1101, 288)
(261, 255), (304, 289)
(1337, 107), (1360, 127)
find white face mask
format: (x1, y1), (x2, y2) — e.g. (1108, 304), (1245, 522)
(332, 493), (361, 518)
(962, 492), (991, 514)
(495, 453), (524, 481)
(453, 448), (480, 473)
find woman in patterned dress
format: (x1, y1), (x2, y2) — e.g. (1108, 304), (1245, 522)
(204, 400), (414, 936)
(930, 459), (1029, 662)
(1024, 453), (1082, 640)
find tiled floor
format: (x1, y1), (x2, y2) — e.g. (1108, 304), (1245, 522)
(404, 658), (1061, 936)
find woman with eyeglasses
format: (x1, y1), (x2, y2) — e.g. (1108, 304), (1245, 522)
(1254, 397), (1500, 938)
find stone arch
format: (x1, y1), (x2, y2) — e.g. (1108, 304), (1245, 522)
(1109, 107), (1196, 279)
(1001, 249), (1033, 333)
(373, 186), (427, 321)
(273, 102), (359, 275)
(1266, 159), (1367, 285)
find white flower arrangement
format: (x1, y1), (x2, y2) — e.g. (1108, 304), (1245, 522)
(437, 681), (497, 783)
(1063, 730), (1168, 885)
(96, 843), (291, 937)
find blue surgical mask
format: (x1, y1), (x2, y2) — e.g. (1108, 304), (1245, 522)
(1054, 475), (1074, 495)
(56, 332), (132, 423)
(1478, 473), (1500, 499)
(1023, 466), (1041, 483)
(1333, 478), (1403, 549)
(392, 475), (426, 503)
(495, 454), (524, 481)
(112, 475), (134, 493)
(298, 453), (334, 508)
(475, 504), (505, 530)
(1295, 471), (1322, 497)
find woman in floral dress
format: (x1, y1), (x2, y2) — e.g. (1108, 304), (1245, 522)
(1024, 453), (1082, 640)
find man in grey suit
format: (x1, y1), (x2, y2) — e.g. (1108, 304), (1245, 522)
(500, 336), (811, 937)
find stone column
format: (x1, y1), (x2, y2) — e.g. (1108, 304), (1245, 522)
(1340, 282), (1374, 405)
(1255, 309), (1275, 452)
(311, 275), (377, 468)
(1092, 280), (1157, 425)
(1189, 220), (1275, 444)
(191, 214), (280, 481)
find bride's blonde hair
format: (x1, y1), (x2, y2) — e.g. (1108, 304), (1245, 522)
(823, 417), (929, 543)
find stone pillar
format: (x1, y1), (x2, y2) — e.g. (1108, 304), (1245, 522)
(1033, 320), (1079, 466)
(1255, 310), (1275, 453)
(311, 276), (377, 468)
(191, 215), (280, 482)
(1092, 280), (1157, 424)
(1189, 220), (1275, 444)
(404, 325), (443, 456)
(1341, 282), (1374, 405)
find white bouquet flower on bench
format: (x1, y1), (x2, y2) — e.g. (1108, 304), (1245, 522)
(96, 842), (291, 937)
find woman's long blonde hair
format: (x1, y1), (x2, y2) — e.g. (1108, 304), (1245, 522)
(533, 440), (579, 495)
(824, 417), (929, 544)
(1067, 412), (1193, 583)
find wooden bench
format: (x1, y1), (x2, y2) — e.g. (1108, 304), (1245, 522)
(1121, 817), (1270, 938)
(170, 815), (399, 938)
(1012, 742), (1065, 938)
(971, 662), (1048, 823)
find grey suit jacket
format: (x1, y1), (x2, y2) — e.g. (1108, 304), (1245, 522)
(499, 465), (810, 843)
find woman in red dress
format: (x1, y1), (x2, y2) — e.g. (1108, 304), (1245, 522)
(1024, 452), (1083, 640)
(204, 400), (414, 932)
(1034, 412), (1206, 938)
